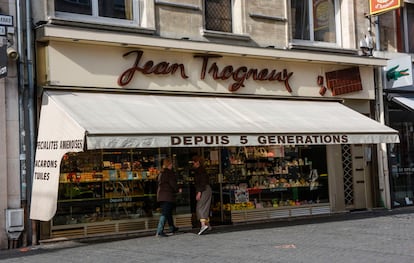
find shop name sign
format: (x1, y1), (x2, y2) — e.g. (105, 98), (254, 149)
(369, 0), (401, 15)
(169, 134), (349, 147)
(118, 50), (293, 92)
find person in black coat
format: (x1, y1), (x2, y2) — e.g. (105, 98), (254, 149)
(155, 158), (180, 237)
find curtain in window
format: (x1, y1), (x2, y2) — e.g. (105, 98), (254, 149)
(291, 0), (310, 40)
(125, 0), (133, 20)
(313, 0), (336, 42)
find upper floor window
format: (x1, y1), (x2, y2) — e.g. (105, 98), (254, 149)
(291, 0), (339, 44)
(205, 0), (232, 32)
(55, 0), (138, 26)
(403, 3), (414, 53)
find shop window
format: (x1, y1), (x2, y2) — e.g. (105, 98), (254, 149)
(54, 0), (139, 26)
(214, 145), (329, 222)
(53, 145), (329, 230)
(291, 0), (339, 45)
(403, 3), (414, 53)
(55, 148), (194, 227)
(388, 107), (414, 207)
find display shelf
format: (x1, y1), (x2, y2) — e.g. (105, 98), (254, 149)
(56, 168), (160, 226)
(213, 145), (328, 226)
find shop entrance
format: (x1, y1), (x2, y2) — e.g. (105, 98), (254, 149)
(352, 145), (368, 210)
(342, 144), (371, 210)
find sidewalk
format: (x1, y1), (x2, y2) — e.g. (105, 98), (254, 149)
(1, 207), (414, 262)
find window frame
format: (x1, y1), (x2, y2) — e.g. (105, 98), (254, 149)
(402, 2), (414, 53)
(203, 0), (245, 34)
(291, 0), (342, 48)
(54, 0), (140, 28)
(204, 0), (233, 33)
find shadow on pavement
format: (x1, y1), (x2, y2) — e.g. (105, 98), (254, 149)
(1, 206), (414, 260)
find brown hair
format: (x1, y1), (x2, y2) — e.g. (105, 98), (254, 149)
(162, 158), (172, 169)
(192, 155), (204, 165)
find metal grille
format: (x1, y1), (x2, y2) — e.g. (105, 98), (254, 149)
(342, 144), (354, 205)
(205, 0), (232, 32)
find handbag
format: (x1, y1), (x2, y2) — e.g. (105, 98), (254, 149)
(309, 169), (319, 191)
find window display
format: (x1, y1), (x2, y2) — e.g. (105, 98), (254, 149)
(55, 148), (192, 226)
(54, 145), (329, 230)
(388, 108), (414, 207)
(210, 145), (329, 223)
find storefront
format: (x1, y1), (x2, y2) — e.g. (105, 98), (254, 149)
(384, 56), (414, 207)
(31, 40), (399, 240)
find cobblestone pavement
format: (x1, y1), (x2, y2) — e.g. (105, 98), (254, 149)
(1, 208), (414, 263)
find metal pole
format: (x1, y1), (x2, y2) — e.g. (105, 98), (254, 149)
(15, 0), (30, 246)
(374, 15), (391, 209)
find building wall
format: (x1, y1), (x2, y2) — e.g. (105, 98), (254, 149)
(32, 0), (364, 51)
(0, 74), (8, 250)
(0, 0), (20, 250)
(24, 0), (399, 244)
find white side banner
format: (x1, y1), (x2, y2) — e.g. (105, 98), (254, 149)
(30, 96), (85, 221)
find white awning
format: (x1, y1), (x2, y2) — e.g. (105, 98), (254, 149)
(30, 90), (399, 221)
(391, 95), (414, 111)
(43, 90), (399, 148)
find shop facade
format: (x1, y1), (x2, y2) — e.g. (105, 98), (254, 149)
(30, 36), (399, 240)
(385, 56), (414, 207)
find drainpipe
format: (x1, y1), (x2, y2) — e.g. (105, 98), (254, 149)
(15, 0), (28, 247)
(25, 0), (36, 245)
(16, 0), (36, 245)
(373, 15), (391, 209)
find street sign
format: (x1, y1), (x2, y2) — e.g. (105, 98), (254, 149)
(369, 0), (401, 15)
(0, 44), (7, 78)
(385, 55), (413, 89)
(0, 15), (13, 26)
(0, 26), (6, 36)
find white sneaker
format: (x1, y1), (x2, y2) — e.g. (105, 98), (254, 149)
(197, 225), (209, 235)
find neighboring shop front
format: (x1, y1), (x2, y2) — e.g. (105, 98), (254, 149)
(385, 56), (414, 207)
(31, 35), (398, 240)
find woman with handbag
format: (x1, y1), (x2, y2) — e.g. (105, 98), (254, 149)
(192, 155), (212, 235)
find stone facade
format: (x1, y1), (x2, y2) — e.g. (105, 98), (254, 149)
(0, 0), (20, 250)
(1, 0), (409, 248)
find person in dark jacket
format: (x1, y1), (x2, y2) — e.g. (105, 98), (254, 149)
(155, 158), (180, 237)
(192, 155), (212, 235)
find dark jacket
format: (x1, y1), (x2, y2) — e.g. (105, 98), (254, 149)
(194, 166), (209, 193)
(157, 168), (178, 202)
